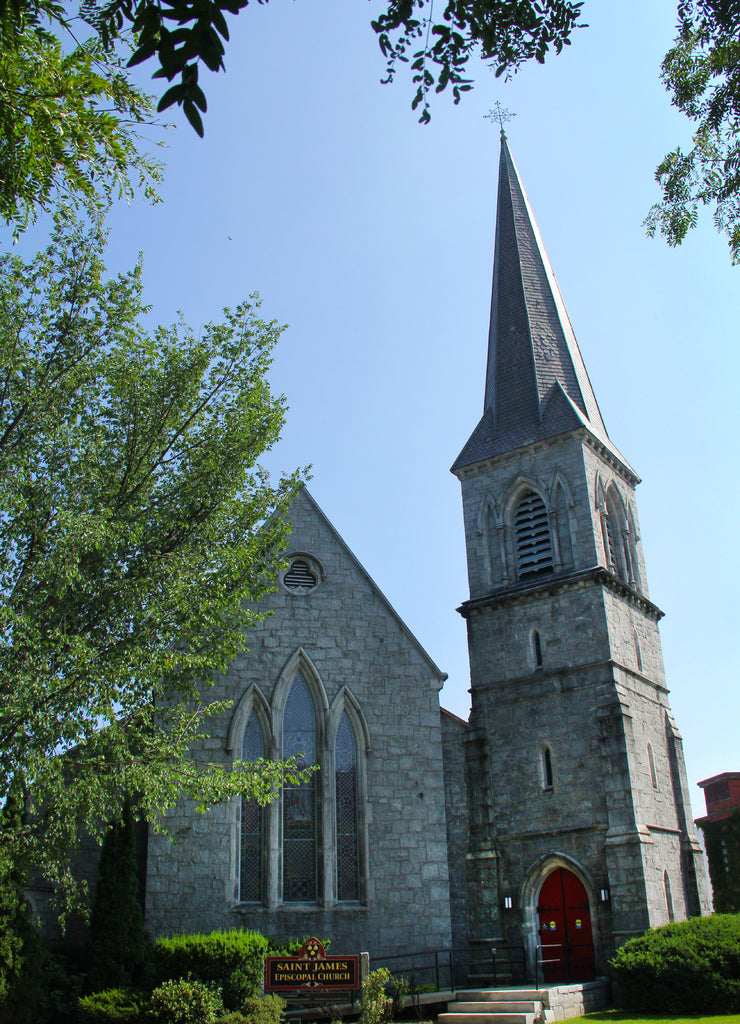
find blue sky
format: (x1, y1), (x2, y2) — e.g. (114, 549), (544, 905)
(29, 0), (740, 816)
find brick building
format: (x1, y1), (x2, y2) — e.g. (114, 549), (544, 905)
(695, 773), (740, 912)
(97, 135), (710, 981)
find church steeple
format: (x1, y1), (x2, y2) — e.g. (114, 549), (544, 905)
(453, 138), (626, 473)
(454, 136), (710, 966)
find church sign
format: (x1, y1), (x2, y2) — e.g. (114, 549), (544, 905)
(265, 938), (359, 994)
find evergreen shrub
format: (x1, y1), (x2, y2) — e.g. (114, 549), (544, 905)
(148, 977), (223, 1024)
(240, 993), (285, 1024)
(154, 930), (269, 996)
(610, 912), (740, 1013)
(86, 798), (152, 992)
(78, 986), (147, 1023)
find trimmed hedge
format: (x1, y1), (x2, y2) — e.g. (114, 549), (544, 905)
(154, 929), (269, 998)
(611, 912), (740, 1013)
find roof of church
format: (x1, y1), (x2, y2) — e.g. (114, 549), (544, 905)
(452, 136), (632, 474)
(295, 487), (448, 682)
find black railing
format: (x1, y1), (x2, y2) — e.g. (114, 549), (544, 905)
(535, 942), (595, 985)
(373, 943), (528, 992)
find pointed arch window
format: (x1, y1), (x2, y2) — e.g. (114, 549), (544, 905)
(335, 713), (360, 901)
(240, 715), (266, 902)
(234, 662), (368, 910)
(514, 491), (553, 579)
(604, 486), (631, 583)
(283, 672), (318, 902)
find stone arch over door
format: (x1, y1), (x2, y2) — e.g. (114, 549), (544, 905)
(520, 854), (599, 984)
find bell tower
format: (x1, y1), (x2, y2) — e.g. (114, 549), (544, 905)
(453, 135), (709, 977)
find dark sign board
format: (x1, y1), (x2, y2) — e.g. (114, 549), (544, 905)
(265, 938), (359, 993)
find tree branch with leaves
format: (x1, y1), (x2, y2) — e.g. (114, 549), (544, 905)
(646, 0), (740, 263)
(0, 212), (309, 905)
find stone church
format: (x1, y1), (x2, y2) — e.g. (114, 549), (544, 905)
(142, 136), (710, 982)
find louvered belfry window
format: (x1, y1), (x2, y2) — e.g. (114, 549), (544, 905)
(240, 716), (264, 902)
(335, 713), (360, 901)
(283, 673), (318, 902)
(514, 490), (553, 578)
(283, 559), (318, 593)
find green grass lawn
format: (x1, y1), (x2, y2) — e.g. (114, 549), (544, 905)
(580, 1013), (740, 1024)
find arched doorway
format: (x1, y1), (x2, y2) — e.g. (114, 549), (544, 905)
(536, 867), (595, 982)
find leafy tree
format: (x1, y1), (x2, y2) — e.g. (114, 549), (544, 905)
(0, 30), (162, 237)
(0, 211), (308, 908)
(646, 0), (740, 263)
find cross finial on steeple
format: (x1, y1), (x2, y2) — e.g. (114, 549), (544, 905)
(484, 103), (516, 139)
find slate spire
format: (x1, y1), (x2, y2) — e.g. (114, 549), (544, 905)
(453, 138), (625, 472)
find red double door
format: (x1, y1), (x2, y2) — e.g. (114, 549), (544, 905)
(536, 868), (595, 982)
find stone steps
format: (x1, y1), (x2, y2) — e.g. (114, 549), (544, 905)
(447, 1002), (539, 1013)
(438, 989), (544, 1024)
(439, 1015), (535, 1024)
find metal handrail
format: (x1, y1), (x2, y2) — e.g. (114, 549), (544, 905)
(373, 943), (528, 991)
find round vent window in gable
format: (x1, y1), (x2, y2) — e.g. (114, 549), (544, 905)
(282, 557), (320, 594)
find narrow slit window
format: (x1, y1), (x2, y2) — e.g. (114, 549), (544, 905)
(283, 672), (318, 902)
(664, 870), (674, 922)
(542, 746), (553, 790)
(648, 742), (658, 790)
(240, 716), (265, 902)
(335, 713), (360, 901)
(533, 630), (543, 669)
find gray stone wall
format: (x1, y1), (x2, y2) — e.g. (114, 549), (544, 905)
(441, 709), (470, 951)
(458, 427), (708, 970)
(145, 489), (453, 958)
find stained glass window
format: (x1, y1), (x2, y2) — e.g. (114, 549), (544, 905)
(283, 673), (317, 902)
(240, 715), (264, 902)
(335, 713), (359, 901)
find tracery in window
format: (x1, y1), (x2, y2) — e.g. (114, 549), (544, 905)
(240, 715), (265, 902)
(283, 672), (318, 902)
(335, 713), (360, 901)
(283, 558), (319, 593)
(234, 655), (368, 910)
(514, 490), (553, 579)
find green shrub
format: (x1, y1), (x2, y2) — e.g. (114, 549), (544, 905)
(148, 977), (223, 1024)
(240, 993), (285, 1024)
(154, 930), (269, 996)
(611, 912), (740, 1013)
(78, 986), (147, 1023)
(358, 968), (392, 1024)
(218, 1014), (248, 1024)
(265, 936), (330, 955)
